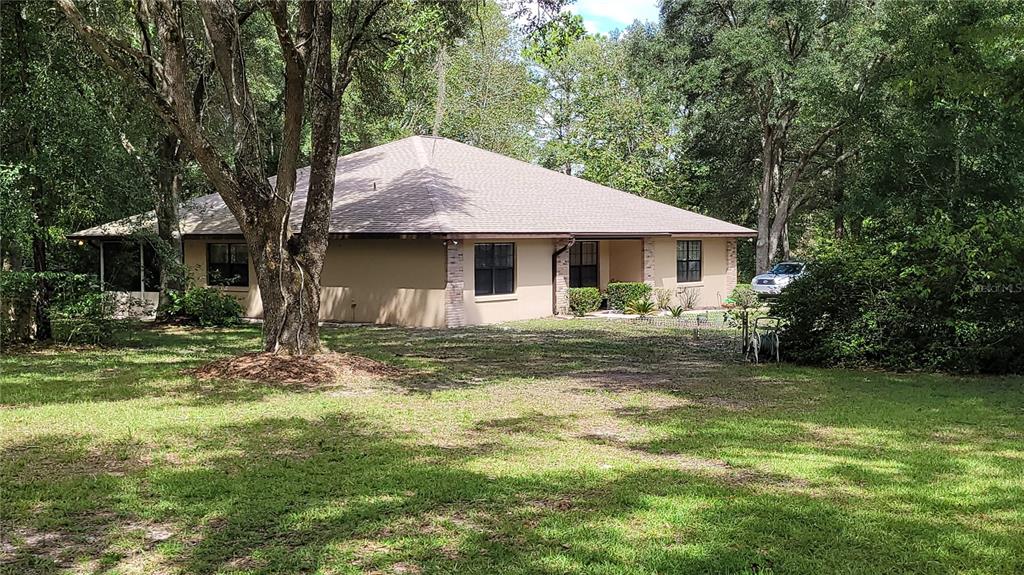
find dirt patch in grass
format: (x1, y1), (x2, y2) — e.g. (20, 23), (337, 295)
(188, 351), (399, 386)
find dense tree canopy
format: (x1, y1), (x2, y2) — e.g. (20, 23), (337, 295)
(2, 0), (1021, 370)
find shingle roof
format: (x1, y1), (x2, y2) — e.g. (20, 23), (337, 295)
(70, 136), (755, 238)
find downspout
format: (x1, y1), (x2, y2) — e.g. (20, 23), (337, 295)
(551, 237), (575, 315)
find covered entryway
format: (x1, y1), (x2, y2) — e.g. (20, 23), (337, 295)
(569, 239), (643, 290)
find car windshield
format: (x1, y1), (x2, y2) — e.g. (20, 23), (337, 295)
(770, 263), (803, 275)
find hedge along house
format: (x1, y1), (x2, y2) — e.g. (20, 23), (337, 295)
(70, 136), (755, 328)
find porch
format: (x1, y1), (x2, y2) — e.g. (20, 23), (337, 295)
(566, 239), (644, 291)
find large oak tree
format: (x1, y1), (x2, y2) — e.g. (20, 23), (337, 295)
(56, 0), (461, 354)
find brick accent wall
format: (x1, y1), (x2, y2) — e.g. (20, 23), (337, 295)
(725, 238), (738, 296)
(445, 241), (465, 328)
(553, 239), (570, 315)
(642, 237), (656, 287)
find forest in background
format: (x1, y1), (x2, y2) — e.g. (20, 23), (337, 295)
(2, 0), (1022, 371)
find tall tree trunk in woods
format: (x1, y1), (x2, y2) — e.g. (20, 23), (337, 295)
(154, 134), (182, 312)
(57, 0), (386, 354)
(755, 126), (782, 273)
(755, 117), (845, 273)
(833, 140), (846, 240)
(5, 252), (35, 343)
(432, 43), (447, 136)
(31, 227), (51, 341)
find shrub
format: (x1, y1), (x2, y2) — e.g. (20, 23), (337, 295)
(625, 298), (656, 316)
(653, 287), (674, 310)
(772, 209), (1024, 374)
(1, 271), (103, 344)
(677, 286), (701, 310)
(606, 282), (651, 312)
(725, 285), (759, 310)
(568, 287), (601, 316)
(667, 305), (686, 318)
(50, 291), (132, 345)
(169, 286), (244, 327)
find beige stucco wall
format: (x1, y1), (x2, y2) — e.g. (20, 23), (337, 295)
(647, 236), (732, 308)
(182, 234), (737, 327)
(608, 240), (643, 284)
(463, 239), (555, 325)
(320, 239), (446, 327)
(183, 238), (446, 327)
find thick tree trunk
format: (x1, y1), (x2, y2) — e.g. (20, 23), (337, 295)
(755, 127), (780, 273)
(154, 134), (183, 312)
(254, 257), (322, 355)
(31, 232), (51, 341)
(55, 0), (384, 355)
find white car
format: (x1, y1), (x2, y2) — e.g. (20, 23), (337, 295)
(751, 261), (806, 296)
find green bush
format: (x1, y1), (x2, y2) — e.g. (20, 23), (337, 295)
(725, 285), (759, 309)
(167, 287), (244, 327)
(606, 282), (651, 312)
(772, 209), (1024, 374)
(50, 291), (129, 345)
(625, 298), (656, 316)
(568, 287), (602, 316)
(1, 271), (103, 345)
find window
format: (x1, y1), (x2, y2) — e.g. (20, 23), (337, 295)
(474, 243), (515, 296)
(569, 241), (599, 288)
(676, 240), (702, 283)
(207, 243), (249, 287)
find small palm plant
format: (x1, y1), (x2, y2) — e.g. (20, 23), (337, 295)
(625, 297), (656, 317)
(667, 305), (686, 318)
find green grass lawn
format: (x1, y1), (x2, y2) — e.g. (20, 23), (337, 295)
(2, 320), (1022, 575)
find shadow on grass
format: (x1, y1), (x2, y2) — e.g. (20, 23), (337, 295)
(321, 322), (741, 393)
(4, 409), (1022, 574)
(0, 327), (264, 407)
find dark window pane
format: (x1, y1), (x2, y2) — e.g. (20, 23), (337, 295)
(475, 244), (493, 269)
(582, 242), (597, 265)
(475, 269), (493, 295)
(581, 266), (598, 287)
(209, 243), (229, 264)
(494, 243), (514, 268)
(570, 242), (598, 287)
(474, 243), (514, 295)
(493, 268), (514, 295)
(676, 240), (702, 283)
(208, 243), (249, 286)
(231, 243), (249, 264)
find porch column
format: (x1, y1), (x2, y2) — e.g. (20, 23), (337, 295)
(642, 237), (656, 289)
(553, 239), (571, 315)
(444, 240), (466, 328)
(725, 239), (738, 296)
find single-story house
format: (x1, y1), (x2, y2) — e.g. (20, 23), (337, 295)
(70, 136), (755, 327)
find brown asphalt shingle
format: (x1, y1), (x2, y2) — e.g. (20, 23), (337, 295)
(70, 136), (755, 238)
